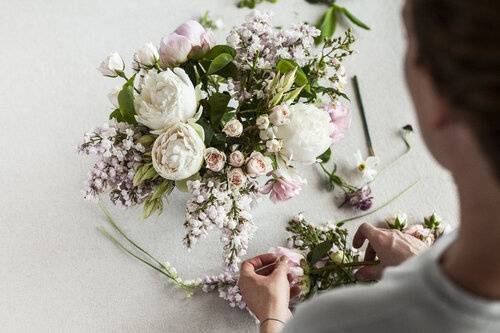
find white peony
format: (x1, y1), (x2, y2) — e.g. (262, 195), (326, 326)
(275, 103), (334, 164)
(151, 123), (205, 180)
(134, 68), (198, 130)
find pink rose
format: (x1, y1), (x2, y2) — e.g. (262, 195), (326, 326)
(261, 174), (306, 203)
(323, 102), (351, 143)
(245, 151), (273, 177)
(229, 150), (245, 167)
(227, 168), (247, 189)
(159, 20), (214, 67)
(204, 148), (226, 172)
(269, 105), (290, 126)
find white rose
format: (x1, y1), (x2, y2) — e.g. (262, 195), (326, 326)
(256, 115), (270, 130)
(275, 103), (334, 164)
(222, 119), (243, 137)
(246, 151), (273, 177)
(133, 42), (160, 68)
(151, 123), (205, 180)
(227, 168), (247, 189)
(229, 150), (245, 167)
(266, 139), (283, 153)
(204, 148), (226, 172)
(269, 105), (290, 126)
(98, 52), (125, 77)
(134, 68), (198, 130)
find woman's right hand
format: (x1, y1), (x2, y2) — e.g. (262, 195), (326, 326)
(353, 222), (429, 281)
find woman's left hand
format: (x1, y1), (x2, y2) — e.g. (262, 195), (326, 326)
(238, 254), (299, 322)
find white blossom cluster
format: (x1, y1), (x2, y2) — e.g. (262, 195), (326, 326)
(227, 11), (320, 69)
(78, 121), (155, 207)
(183, 178), (260, 271)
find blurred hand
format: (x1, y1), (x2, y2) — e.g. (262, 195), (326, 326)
(238, 254), (300, 322)
(353, 222), (429, 281)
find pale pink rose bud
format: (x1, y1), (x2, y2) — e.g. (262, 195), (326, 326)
(322, 102), (351, 143)
(227, 168), (247, 189)
(269, 105), (290, 126)
(204, 148), (226, 172)
(222, 119), (243, 137)
(229, 150), (245, 167)
(261, 174), (306, 203)
(246, 151), (273, 177)
(159, 20), (214, 68)
(98, 52), (125, 77)
(256, 115), (270, 130)
(266, 139), (282, 153)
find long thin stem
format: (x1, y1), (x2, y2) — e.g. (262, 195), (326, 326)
(98, 203), (168, 270)
(337, 180), (420, 224)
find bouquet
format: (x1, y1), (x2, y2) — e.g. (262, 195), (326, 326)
(79, 11), (358, 271)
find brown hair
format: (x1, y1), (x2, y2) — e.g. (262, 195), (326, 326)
(411, 0), (500, 178)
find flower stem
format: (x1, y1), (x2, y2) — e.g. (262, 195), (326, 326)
(337, 180), (420, 224)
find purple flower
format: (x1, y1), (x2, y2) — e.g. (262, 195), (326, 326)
(343, 186), (373, 211)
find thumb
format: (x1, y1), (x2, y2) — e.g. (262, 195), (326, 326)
(355, 265), (384, 282)
(271, 256), (290, 277)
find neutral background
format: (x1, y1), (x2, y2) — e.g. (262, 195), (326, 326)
(0, 0), (459, 332)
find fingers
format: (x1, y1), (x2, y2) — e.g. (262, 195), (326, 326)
(271, 256), (290, 277)
(241, 253), (279, 275)
(355, 265), (384, 282)
(353, 223), (382, 248)
(364, 243), (377, 261)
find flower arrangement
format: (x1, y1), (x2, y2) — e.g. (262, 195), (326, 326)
(79, 12), (362, 272)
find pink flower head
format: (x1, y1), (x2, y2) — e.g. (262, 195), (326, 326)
(160, 20), (214, 67)
(269, 246), (304, 267)
(323, 102), (351, 143)
(261, 174), (306, 203)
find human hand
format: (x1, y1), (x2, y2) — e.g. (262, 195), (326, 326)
(353, 222), (429, 281)
(238, 253), (300, 323)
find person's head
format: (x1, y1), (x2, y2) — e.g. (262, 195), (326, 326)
(403, 0), (500, 183)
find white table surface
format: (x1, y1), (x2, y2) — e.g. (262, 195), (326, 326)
(0, 0), (459, 332)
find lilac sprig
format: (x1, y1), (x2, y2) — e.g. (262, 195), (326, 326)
(78, 121), (157, 207)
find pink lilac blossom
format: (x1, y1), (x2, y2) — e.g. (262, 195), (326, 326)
(323, 102), (351, 143)
(201, 272), (247, 310)
(78, 121), (154, 207)
(261, 175), (306, 203)
(227, 11), (319, 69)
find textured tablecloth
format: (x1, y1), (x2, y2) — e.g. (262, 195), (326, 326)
(0, 0), (459, 332)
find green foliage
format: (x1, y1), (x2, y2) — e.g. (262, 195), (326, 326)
(115, 75), (137, 124)
(205, 45), (237, 60)
(317, 148), (332, 163)
(236, 0), (277, 9)
(142, 180), (174, 219)
(315, 4), (370, 44)
(206, 92), (231, 126)
(133, 163), (158, 187)
(208, 53), (234, 75)
(307, 239), (334, 265)
(276, 59), (309, 87)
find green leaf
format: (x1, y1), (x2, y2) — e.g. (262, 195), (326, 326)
(205, 45), (237, 60)
(220, 110), (236, 126)
(316, 6), (337, 44)
(117, 75), (137, 124)
(208, 53), (233, 75)
(109, 109), (125, 122)
(339, 6), (370, 30)
(151, 180), (174, 201)
(207, 92), (231, 125)
(276, 59), (309, 87)
(318, 148), (332, 163)
(307, 240), (334, 265)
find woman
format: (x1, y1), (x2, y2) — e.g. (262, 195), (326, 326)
(238, 0), (500, 332)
